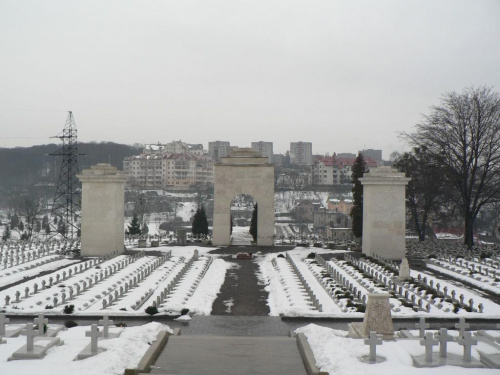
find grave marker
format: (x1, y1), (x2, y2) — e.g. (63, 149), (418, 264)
(457, 332), (477, 363)
(434, 328), (453, 358)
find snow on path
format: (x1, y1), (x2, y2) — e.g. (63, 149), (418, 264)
(110, 257), (185, 312)
(184, 258), (230, 315)
(161, 257), (214, 313)
(290, 254), (342, 313)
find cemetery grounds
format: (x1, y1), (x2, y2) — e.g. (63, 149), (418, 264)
(0, 237), (499, 374)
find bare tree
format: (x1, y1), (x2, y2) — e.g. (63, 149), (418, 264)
(393, 147), (444, 241)
(405, 86), (500, 248)
(10, 193), (44, 239)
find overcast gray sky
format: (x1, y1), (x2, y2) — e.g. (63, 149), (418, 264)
(1, 0), (499, 157)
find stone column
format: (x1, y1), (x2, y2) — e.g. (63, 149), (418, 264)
(360, 167), (410, 260)
(77, 163), (127, 257)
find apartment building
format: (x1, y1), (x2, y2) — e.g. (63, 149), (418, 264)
(251, 141), (273, 163)
(290, 142), (313, 166)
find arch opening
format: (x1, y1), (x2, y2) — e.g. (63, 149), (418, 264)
(230, 194), (256, 246)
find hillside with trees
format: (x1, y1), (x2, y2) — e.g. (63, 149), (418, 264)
(0, 142), (141, 194)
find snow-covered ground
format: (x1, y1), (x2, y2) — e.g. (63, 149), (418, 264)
(256, 248), (500, 318)
(231, 226), (253, 245)
(297, 324), (499, 375)
(275, 191), (330, 213)
(0, 322), (171, 375)
(0, 245), (228, 316)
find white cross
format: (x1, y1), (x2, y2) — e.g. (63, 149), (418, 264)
(420, 332), (439, 363)
(34, 314), (48, 336)
(364, 331), (383, 362)
(454, 317), (469, 338)
(457, 332), (477, 362)
(85, 324), (103, 354)
(25, 323), (36, 352)
(0, 313), (10, 336)
(434, 328), (453, 358)
(415, 317), (430, 338)
(98, 315), (114, 338)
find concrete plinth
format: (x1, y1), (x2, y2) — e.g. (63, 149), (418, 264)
(349, 293), (394, 339)
(213, 148), (274, 246)
(75, 342), (106, 360)
(77, 163), (127, 257)
(360, 167), (410, 260)
(8, 337), (63, 360)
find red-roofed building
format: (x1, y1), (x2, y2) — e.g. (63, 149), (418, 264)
(312, 154), (379, 185)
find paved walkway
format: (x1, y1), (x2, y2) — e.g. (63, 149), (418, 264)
(211, 258), (270, 316)
(150, 335), (307, 375)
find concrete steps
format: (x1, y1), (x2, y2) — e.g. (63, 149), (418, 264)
(149, 335), (308, 375)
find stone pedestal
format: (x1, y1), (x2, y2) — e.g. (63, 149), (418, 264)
(360, 167), (410, 260)
(177, 229), (187, 246)
(348, 293), (394, 339)
(77, 164), (127, 257)
(213, 148), (274, 246)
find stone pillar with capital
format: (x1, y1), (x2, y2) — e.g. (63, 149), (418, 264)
(77, 163), (128, 257)
(360, 167), (410, 260)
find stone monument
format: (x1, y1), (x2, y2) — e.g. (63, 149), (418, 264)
(348, 293), (394, 339)
(359, 167), (410, 260)
(213, 148), (274, 246)
(77, 163), (127, 257)
(398, 257), (411, 281)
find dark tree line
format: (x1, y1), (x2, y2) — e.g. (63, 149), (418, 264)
(0, 142), (141, 193)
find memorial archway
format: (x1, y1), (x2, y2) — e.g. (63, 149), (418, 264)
(213, 148), (274, 246)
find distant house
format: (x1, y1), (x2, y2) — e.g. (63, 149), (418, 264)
(312, 154), (379, 185)
(294, 199), (323, 222)
(328, 198), (353, 214)
(313, 209), (350, 234)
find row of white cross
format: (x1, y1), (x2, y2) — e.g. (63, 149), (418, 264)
(0, 313), (114, 355)
(365, 317), (484, 364)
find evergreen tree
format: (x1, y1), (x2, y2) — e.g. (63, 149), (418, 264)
(350, 153), (367, 239)
(230, 214), (233, 235)
(142, 222), (149, 235)
(35, 219), (41, 233)
(249, 203), (258, 242)
(192, 206), (209, 236)
(10, 214), (19, 229)
(191, 207), (201, 235)
(2, 225), (11, 241)
(126, 214), (142, 235)
(44, 222), (51, 235)
(18, 220), (24, 232)
(57, 220), (67, 236)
